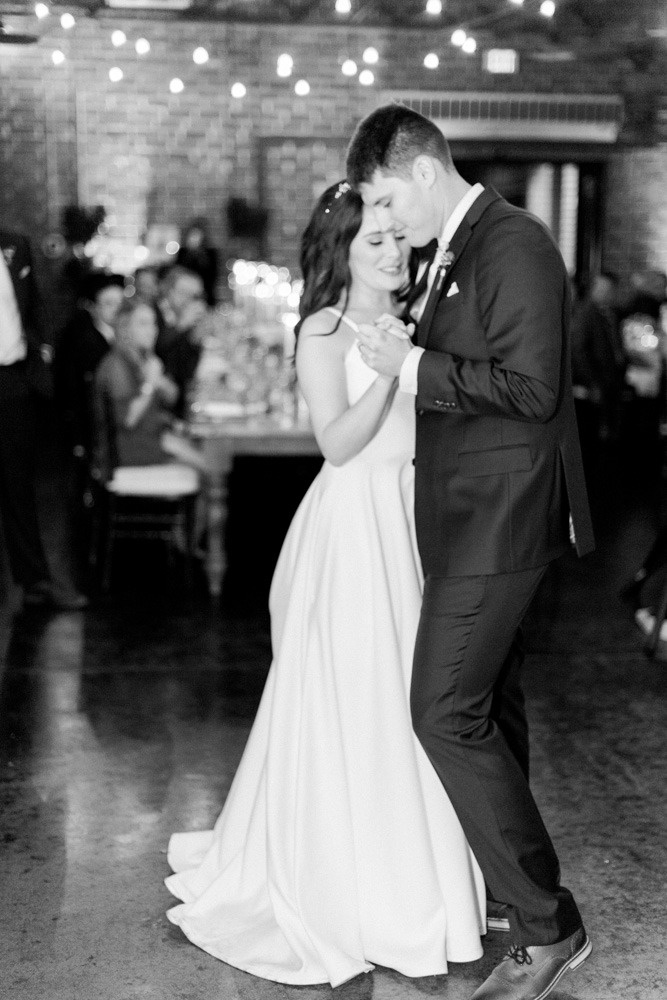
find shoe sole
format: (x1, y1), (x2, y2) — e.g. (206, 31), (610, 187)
(533, 935), (593, 1000)
(486, 917), (510, 932)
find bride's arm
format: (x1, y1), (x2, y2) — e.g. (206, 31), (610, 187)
(296, 315), (397, 467)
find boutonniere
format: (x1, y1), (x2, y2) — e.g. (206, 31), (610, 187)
(2, 246), (16, 267)
(435, 248), (456, 290)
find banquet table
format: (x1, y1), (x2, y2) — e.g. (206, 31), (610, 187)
(189, 413), (321, 596)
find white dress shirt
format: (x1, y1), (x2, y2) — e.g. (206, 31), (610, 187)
(0, 253), (26, 366)
(399, 183), (485, 394)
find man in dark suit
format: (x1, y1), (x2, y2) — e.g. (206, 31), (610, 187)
(57, 271), (125, 461)
(347, 105), (594, 1000)
(0, 226), (87, 611)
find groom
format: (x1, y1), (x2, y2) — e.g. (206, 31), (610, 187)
(346, 105), (594, 1000)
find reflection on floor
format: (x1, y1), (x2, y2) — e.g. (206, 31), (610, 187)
(1, 445), (667, 1000)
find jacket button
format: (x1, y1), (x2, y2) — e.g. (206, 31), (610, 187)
(417, 409), (424, 416)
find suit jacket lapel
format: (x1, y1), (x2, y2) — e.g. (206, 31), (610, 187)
(417, 186), (502, 348)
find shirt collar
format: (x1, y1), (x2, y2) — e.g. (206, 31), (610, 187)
(440, 182), (485, 249)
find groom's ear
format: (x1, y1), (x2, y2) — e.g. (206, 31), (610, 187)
(413, 155), (437, 189)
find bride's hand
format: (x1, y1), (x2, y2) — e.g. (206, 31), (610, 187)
(374, 313), (414, 340)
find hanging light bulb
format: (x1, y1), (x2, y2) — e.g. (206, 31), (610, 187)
(35, 4), (49, 18)
(294, 79), (310, 96)
(451, 29), (467, 47)
(193, 47), (209, 65)
(231, 82), (246, 98)
(335, 0), (352, 12)
(540, 0), (556, 15)
(426, 0), (442, 14)
(51, 49), (65, 65)
(359, 69), (374, 86)
(135, 38), (150, 55)
(362, 46), (379, 64)
(424, 53), (439, 69)
(277, 53), (293, 77)
(170, 78), (184, 94)
(111, 30), (126, 47)
(462, 37), (477, 54)
(109, 67), (124, 82)
(60, 13), (75, 29)
(341, 59), (357, 76)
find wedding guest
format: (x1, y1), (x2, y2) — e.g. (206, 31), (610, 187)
(164, 181), (486, 986)
(93, 298), (205, 475)
(155, 266), (210, 418)
(176, 217), (219, 305)
(57, 271), (126, 463)
(132, 266), (160, 306)
(571, 272), (626, 466)
(0, 225), (87, 611)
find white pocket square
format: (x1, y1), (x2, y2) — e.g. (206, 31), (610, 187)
(19, 265), (31, 279)
(446, 282), (459, 297)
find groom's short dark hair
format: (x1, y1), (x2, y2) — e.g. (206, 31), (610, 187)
(346, 103), (453, 188)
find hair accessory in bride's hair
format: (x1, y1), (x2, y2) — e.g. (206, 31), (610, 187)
(323, 180), (352, 214)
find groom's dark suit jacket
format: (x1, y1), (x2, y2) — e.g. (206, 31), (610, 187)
(414, 187), (594, 577)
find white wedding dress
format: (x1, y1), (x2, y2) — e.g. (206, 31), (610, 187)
(165, 315), (486, 987)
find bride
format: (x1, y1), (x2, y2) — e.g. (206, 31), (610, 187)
(164, 180), (485, 987)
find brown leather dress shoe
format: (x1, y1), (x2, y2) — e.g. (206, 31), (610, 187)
(470, 926), (592, 1000)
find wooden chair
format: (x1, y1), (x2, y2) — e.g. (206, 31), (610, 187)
(91, 388), (201, 592)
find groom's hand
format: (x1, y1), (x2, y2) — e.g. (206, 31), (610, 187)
(358, 320), (412, 377)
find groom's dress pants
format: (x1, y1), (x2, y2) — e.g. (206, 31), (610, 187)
(410, 567), (583, 946)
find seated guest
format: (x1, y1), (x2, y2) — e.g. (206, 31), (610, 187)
(57, 271), (125, 462)
(155, 266), (211, 419)
(93, 298), (205, 475)
(132, 266), (160, 306)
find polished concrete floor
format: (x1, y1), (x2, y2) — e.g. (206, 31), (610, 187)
(1, 437), (667, 1000)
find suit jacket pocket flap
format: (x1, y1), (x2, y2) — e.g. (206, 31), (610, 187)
(458, 444), (533, 477)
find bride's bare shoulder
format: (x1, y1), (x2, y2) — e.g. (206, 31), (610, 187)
(298, 308), (341, 341)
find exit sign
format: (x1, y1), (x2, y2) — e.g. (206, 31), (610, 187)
(483, 49), (519, 74)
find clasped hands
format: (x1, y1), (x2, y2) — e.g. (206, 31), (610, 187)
(357, 314), (414, 378)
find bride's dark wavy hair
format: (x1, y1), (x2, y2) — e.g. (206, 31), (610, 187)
(295, 181), (363, 341)
(295, 180), (419, 343)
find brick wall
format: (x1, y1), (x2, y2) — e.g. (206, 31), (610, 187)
(1, 13), (666, 312)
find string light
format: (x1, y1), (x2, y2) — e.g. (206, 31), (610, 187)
(294, 79), (310, 96)
(60, 13), (75, 29)
(359, 69), (374, 85)
(335, 0), (352, 12)
(540, 0), (556, 16)
(193, 47), (209, 65)
(169, 78), (184, 94)
(51, 49), (65, 65)
(341, 59), (357, 76)
(109, 67), (123, 82)
(509, 0), (524, 5)
(424, 53), (439, 69)
(35, 3), (49, 18)
(362, 46), (379, 64)
(462, 37), (477, 54)
(111, 30), (126, 47)
(277, 53), (293, 77)
(451, 29), (466, 47)
(426, 0), (442, 13)
(231, 82), (246, 98)
(135, 38), (150, 55)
